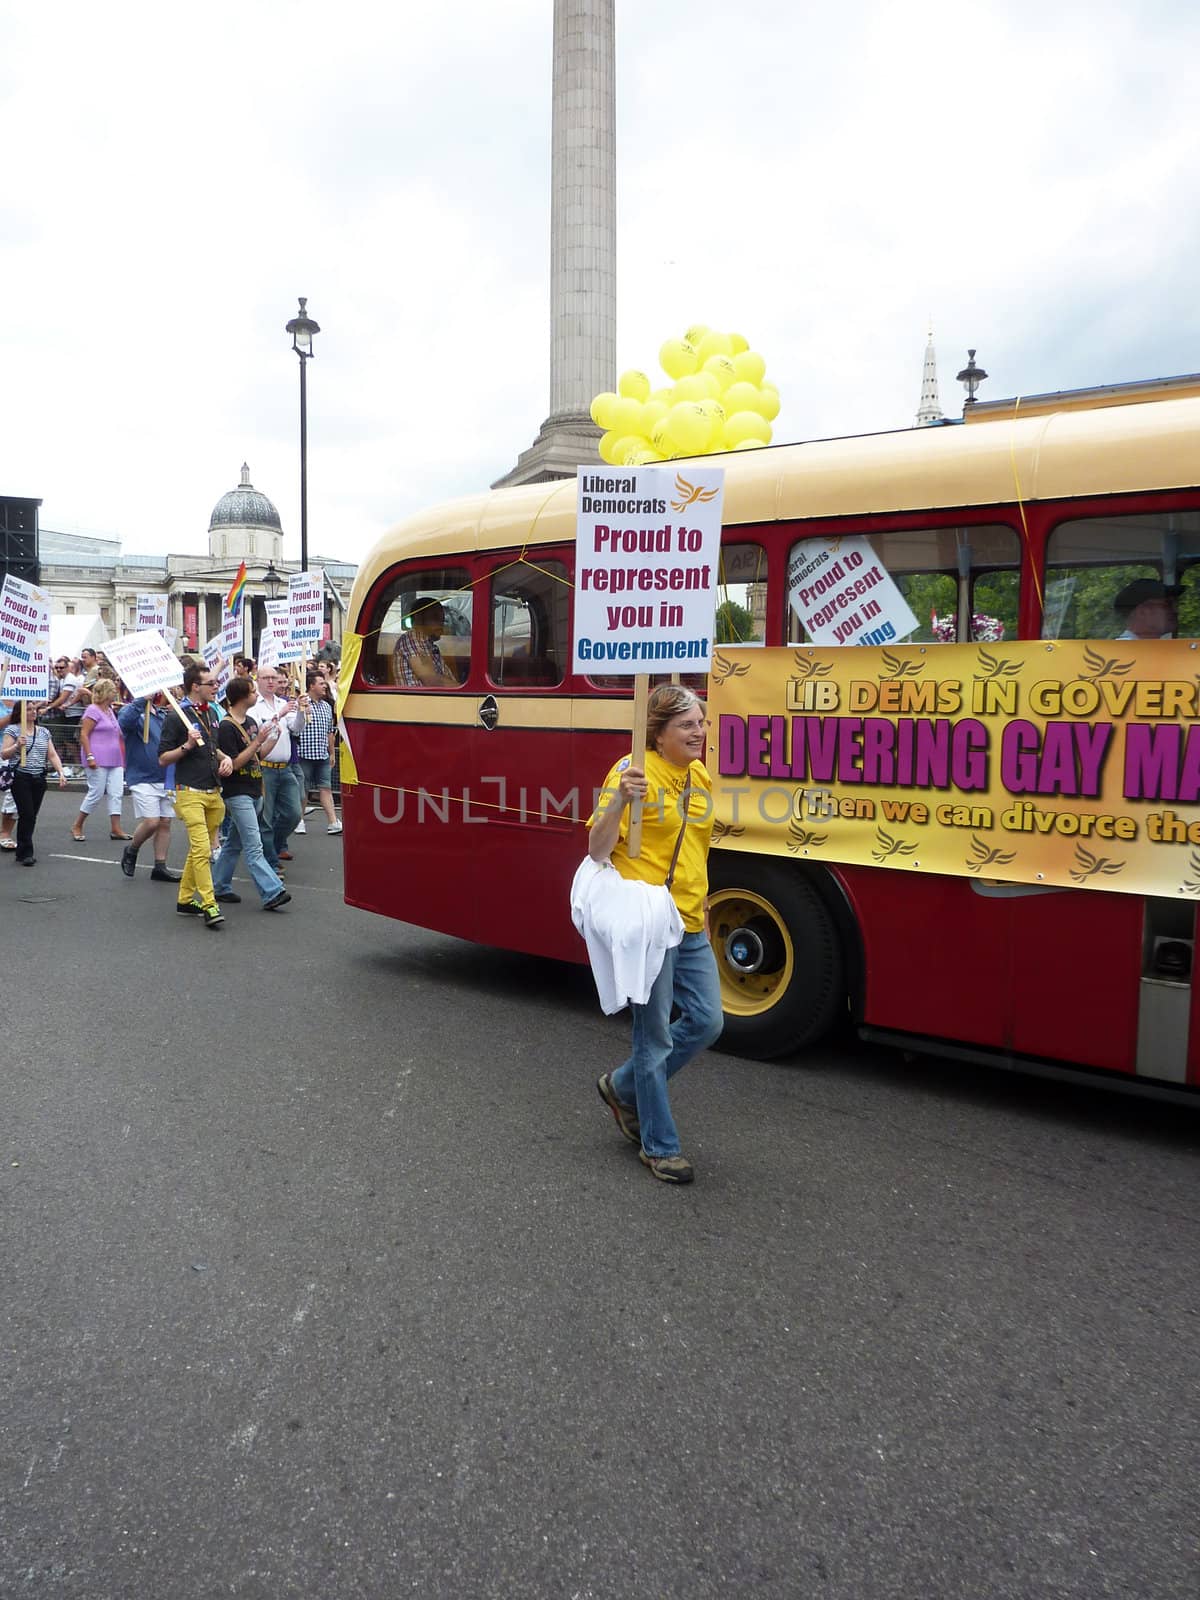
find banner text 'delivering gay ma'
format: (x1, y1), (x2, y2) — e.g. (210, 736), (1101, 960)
(707, 639), (1200, 898)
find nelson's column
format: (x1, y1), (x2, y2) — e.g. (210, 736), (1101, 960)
(494, 0), (615, 486)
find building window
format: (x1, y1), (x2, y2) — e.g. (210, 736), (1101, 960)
(247, 533), (256, 555)
(65, 604), (75, 615)
(101, 606), (111, 625)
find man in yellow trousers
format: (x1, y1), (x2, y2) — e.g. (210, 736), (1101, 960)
(156, 662), (232, 931)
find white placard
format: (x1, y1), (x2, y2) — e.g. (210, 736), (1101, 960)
(572, 466), (725, 676)
(162, 624), (178, 651)
(288, 569), (323, 646)
(202, 638), (234, 698)
(0, 574), (51, 664)
(262, 599), (302, 665)
(786, 535), (918, 647)
(135, 593), (168, 632)
(219, 603), (243, 659)
(1, 647), (51, 701)
(99, 630), (185, 699)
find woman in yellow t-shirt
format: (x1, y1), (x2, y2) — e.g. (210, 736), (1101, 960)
(589, 684), (723, 1184)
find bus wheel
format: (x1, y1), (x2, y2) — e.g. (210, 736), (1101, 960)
(707, 858), (844, 1060)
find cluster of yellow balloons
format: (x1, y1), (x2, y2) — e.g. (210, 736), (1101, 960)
(590, 325), (780, 466)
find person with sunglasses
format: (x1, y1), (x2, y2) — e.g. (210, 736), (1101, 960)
(156, 662), (233, 930)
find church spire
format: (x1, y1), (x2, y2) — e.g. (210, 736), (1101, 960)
(915, 322), (945, 426)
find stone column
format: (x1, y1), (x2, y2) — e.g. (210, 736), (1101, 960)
(494, 0), (615, 486)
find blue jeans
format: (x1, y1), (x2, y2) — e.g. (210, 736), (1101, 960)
(259, 766), (302, 868)
(214, 792), (286, 904)
(610, 931), (723, 1158)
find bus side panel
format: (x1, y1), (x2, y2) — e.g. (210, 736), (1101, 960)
(470, 720), (583, 960)
(1007, 892), (1141, 1073)
(342, 717), (477, 943)
(835, 867), (1011, 1047)
(838, 865), (1143, 1073)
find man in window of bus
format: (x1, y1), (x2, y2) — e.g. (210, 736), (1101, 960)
(393, 599), (459, 687)
(1114, 578), (1180, 639)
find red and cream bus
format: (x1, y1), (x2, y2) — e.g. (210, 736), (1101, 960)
(341, 395), (1200, 1095)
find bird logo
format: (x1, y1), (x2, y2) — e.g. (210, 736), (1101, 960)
(671, 473), (720, 512)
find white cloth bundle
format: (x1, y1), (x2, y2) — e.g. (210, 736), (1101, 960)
(570, 855), (685, 1015)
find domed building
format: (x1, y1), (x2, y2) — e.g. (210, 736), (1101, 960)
(208, 464), (283, 566)
(34, 463), (357, 660)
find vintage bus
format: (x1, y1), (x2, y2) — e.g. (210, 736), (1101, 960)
(341, 395), (1200, 1095)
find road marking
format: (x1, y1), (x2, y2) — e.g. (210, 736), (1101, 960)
(46, 854), (344, 894)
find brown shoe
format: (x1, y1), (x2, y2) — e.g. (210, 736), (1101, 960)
(597, 1074), (640, 1147)
(639, 1151), (694, 1184)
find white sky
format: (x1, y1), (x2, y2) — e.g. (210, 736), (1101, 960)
(3, 0), (1198, 564)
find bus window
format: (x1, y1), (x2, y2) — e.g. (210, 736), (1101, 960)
(1042, 511), (1200, 640)
(716, 542), (768, 645)
(785, 525), (1020, 644)
(586, 539), (766, 690)
(361, 566), (471, 687)
(489, 558), (570, 688)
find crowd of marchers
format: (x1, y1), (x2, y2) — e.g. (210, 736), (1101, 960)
(0, 648), (341, 930)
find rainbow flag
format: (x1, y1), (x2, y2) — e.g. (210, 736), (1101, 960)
(225, 560), (248, 618)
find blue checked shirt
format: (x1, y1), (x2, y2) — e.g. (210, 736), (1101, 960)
(296, 696), (334, 760)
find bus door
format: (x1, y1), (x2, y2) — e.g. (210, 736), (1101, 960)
(467, 553), (580, 958)
(346, 563), (480, 941)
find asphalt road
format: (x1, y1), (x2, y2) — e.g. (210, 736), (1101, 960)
(3, 792), (1198, 1599)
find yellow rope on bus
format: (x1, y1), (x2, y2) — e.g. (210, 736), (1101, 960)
(1008, 395), (1045, 614)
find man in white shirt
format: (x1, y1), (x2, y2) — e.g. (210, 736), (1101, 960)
(251, 665), (310, 870)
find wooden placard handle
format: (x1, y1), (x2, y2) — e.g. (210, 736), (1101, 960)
(162, 686), (204, 746)
(627, 673), (649, 859)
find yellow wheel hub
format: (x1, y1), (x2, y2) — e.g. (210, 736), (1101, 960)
(708, 888), (795, 1017)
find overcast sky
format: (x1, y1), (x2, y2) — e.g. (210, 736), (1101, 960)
(3, 0), (1198, 565)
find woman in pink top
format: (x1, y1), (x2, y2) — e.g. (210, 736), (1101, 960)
(72, 679), (130, 841)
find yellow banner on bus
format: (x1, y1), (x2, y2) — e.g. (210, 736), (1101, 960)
(708, 640), (1200, 899)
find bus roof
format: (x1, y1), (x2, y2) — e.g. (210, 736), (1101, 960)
(351, 394), (1200, 616)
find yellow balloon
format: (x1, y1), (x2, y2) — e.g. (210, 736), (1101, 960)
(650, 420), (672, 454)
(728, 332), (749, 355)
(598, 429), (620, 464)
(722, 381), (763, 416)
(650, 386), (673, 407)
(671, 374), (709, 404)
(639, 399), (669, 436)
(618, 368), (651, 402)
(610, 396), (643, 435)
(696, 330), (734, 364)
(627, 447), (665, 465)
(723, 410), (772, 448)
(665, 401), (711, 455)
(732, 350), (767, 387)
(697, 397), (727, 427)
(757, 387), (781, 422)
(659, 339), (699, 380)
(732, 437), (768, 450)
(591, 391), (620, 430)
(611, 434), (645, 465)
(702, 354), (737, 392)
(683, 323), (710, 347)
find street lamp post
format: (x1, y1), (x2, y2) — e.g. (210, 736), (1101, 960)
(956, 349), (988, 409)
(285, 297), (321, 571)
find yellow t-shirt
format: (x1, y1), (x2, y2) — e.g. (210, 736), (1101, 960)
(590, 749), (714, 933)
